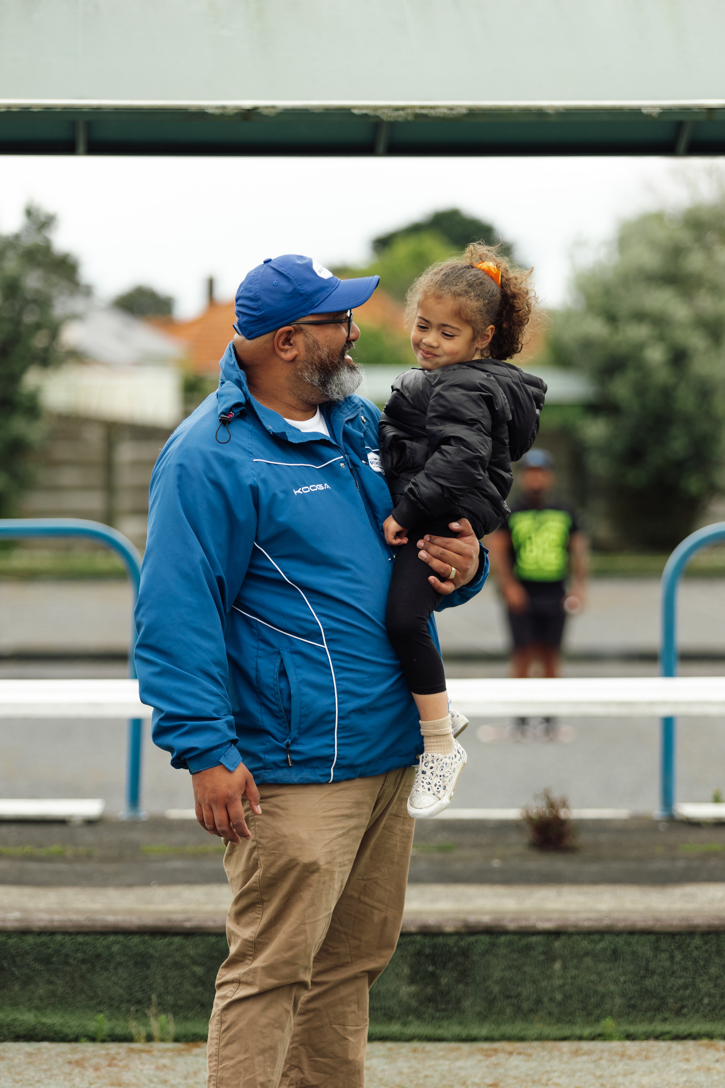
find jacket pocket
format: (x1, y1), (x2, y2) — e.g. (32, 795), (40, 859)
(274, 650), (300, 759)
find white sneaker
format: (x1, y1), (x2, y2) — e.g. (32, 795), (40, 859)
(407, 739), (467, 820)
(450, 708), (469, 738)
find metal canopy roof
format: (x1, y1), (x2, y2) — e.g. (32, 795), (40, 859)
(2, 0), (725, 158)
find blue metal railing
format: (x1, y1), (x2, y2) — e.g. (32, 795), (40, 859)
(0, 518), (145, 820)
(659, 522), (725, 819)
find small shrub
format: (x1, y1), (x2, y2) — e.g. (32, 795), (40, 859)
(713, 789), (724, 803)
(522, 790), (577, 851)
(129, 1007), (146, 1044)
(601, 1016), (624, 1041)
(148, 995), (175, 1043)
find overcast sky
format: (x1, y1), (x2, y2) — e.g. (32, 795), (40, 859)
(0, 155), (718, 318)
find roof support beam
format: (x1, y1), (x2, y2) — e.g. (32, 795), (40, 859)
(1, 103), (724, 157)
(374, 121), (390, 156)
(675, 119), (694, 155)
(74, 119), (87, 155)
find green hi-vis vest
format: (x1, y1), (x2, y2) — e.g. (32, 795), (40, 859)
(509, 508), (574, 582)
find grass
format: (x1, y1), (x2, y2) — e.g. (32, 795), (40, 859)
(140, 844), (226, 856)
(412, 842), (458, 854)
(0, 845), (96, 858)
(589, 548), (725, 578)
(0, 549), (127, 580)
(3, 546), (725, 580)
(5, 931), (725, 1042)
(679, 843), (725, 853)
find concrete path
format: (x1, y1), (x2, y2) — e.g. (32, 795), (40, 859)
(4, 882), (725, 932)
(3, 577), (725, 658)
(0, 1041), (723, 1088)
(436, 576), (725, 659)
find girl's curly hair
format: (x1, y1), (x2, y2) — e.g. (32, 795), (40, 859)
(405, 242), (537, 360)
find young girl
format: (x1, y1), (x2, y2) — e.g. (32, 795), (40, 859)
(379, 243), (547, 819)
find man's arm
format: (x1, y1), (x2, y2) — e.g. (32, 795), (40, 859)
(135, 435), (261, 843)
(486, 527), (529, 613)
(566, 530), (589, 610)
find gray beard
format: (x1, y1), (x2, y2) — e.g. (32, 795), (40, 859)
(297, 340), (363, 402)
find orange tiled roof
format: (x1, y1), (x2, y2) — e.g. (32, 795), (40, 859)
(150, 290), (407, 376)
(149, 300), (237, 376)
(151, 291), (545, 375)
(354, 290), (406, 332)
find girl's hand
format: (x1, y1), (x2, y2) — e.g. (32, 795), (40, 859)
(383, 515), (409, 546)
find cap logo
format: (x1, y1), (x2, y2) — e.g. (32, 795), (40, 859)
(312, 260), (333, 280)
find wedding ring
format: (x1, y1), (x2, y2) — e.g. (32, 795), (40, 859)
(449, 566), (457, 581)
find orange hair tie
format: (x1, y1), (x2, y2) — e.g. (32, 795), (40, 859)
(476, 261), (501, 287)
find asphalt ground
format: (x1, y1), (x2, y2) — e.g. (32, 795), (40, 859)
(4, 812), (725, 887)
(1, 1041), (724, 1088)
(4, 576), (725, 659)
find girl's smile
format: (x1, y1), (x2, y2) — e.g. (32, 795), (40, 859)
(411, 295), (494, 370)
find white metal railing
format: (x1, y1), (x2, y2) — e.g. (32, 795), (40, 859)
(3, 676), (725, 822)
(3, 676), (725, 721)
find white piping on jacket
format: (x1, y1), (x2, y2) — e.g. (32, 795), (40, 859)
(252, 457), (343, 469)
(232, 607), (325, 649)
(252, 542), (340, 782)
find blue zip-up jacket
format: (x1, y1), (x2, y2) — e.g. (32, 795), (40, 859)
(134, 344), (489, 784)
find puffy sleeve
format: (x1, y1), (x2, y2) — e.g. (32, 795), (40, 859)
(391, 374), (496, 530)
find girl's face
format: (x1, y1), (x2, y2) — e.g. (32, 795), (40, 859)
(411, 295), (494, 370)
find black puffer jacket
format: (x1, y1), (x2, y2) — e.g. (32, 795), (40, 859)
(379, 359), (547, 539)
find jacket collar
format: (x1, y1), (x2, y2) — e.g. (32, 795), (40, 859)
(215, 340), (364, 445)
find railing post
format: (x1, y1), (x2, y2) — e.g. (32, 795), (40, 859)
(0, 518), (146, 819)
(659, 522), (725, 818)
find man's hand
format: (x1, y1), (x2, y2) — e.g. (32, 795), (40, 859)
(564, 580), (587, 614)
(383, 514), (409, 546)
(416, 518), (481, 595)
(503, 581), (529, 614)
(192, 762), (262, 844)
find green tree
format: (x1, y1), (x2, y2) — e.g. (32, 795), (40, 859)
(337, 209), (517, 367)
(355, 230), (455, 303)
(352, 322), (411, 372)
(0, 206), (84, 517)
(373, 207), (514, 259)
(549, 198), (725, 550)
(113, 284), (174, 317)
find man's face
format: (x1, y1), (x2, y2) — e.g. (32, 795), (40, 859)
(521, 466), (554, 503)
(294, 312), (362, 403)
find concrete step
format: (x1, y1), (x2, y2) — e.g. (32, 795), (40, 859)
(4, 882), (725, 933)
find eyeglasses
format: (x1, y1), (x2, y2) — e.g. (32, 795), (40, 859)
(293, 310), (354, 339)
(232, 310), (354, 338)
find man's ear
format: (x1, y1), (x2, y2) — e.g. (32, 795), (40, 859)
(272, 325), (300, 361)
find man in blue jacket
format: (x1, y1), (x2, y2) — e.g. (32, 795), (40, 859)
(135, 254), (487, 1088)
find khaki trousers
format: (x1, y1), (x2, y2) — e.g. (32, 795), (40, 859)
(207, 766), (416, 1088)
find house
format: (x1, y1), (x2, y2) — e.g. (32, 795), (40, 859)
(19, 303), (187, 549)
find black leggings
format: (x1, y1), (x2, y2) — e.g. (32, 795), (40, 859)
(385, 520), (456, 696)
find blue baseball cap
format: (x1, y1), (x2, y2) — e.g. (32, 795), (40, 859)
(234, 254), (380, 339)
(521, 449), (555, 469)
